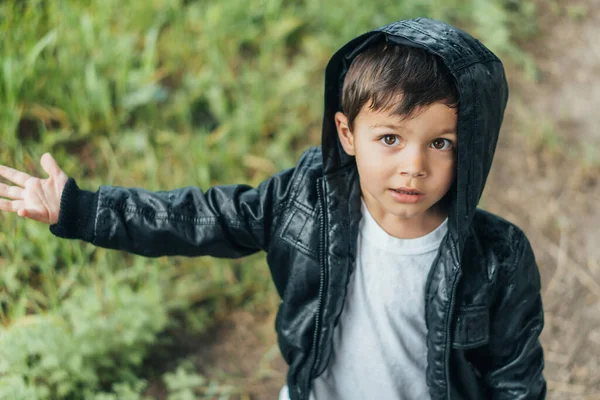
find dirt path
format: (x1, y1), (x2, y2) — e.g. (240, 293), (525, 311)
(484, 0), (600, 398)
(189, 309), (287, 399)
(159, 2), (600, 399)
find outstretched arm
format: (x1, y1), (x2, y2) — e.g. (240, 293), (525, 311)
(0, 151), (306, 258)
(48, 168), (296, 258)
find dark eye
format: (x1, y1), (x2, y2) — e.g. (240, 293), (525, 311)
(432, 138), (453, 150)
(381, 135), (398, 146)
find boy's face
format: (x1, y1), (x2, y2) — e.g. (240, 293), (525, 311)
(335, 101), (458, 238)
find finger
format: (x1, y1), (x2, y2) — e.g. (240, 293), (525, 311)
(0, 182), (24, 200)
(41, 153), (64, 179)
(0, 198), (22, 213)
(0, 164), (32, 187)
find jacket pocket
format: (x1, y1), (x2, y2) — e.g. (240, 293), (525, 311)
(279, 206), (318, 259)
(452, 305), (489, 349)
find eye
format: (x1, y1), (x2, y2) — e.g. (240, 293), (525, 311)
(379, 134), (399, 146)
(431, 138), (454, 150)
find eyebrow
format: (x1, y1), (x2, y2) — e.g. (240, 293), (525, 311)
(369, 124), (457, 135)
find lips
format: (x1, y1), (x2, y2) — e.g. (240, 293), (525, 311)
(392, 187), (422, 195)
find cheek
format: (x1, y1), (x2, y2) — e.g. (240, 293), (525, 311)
(355, 142), (377, 168)
(356, 149), (387, 179)
(428, 153), (453, 171)
(437, 159), (456, 183)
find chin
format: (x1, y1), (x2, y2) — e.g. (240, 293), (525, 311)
(388, 208), (423, 219)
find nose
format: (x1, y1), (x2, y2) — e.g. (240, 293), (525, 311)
(399, 146), (427, 178)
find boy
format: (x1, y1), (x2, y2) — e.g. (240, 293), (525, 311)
(0, 17), (545, 399)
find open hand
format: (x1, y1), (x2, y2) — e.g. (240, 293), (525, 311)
(0, 153), (68, 225)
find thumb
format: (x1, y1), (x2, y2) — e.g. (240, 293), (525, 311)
(40, 153), (64, 179)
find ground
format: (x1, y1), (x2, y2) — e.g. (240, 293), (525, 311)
(483, 0), (600, 397)
(147, 1), (600, 398)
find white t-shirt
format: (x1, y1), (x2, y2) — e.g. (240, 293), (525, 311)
(279, 198), (448, 400)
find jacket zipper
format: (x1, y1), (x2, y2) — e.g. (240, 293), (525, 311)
(306, 178), (328, 394)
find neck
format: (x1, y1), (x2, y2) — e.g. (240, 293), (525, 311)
(362, 197), (448, 239)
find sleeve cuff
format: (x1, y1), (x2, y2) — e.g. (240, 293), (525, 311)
(49, 177), (99, 243)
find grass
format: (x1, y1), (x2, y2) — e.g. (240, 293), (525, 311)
(0, 0), (540, 398)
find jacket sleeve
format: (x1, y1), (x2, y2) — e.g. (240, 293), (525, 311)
(483, 230), (546, 399)
(48, 160), (302, 258)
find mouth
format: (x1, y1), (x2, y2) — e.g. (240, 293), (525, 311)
(389, 188), (425, 204)
(391, 187), (423, 195)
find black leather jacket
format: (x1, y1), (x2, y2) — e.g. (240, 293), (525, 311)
(50, 18), (546, 400)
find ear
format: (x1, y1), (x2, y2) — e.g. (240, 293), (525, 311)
(335, 111), (356, 156)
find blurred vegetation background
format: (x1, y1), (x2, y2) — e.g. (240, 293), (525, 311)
(0, 0), (540, 398)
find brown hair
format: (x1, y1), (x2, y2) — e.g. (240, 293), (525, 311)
(341, 41), (459, 130)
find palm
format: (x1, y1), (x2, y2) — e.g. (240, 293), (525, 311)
(22, 177), (57, 224)
(0, 153), (68, 225)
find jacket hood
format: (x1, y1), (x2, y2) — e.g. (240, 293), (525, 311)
(320, 17), (509, 249)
